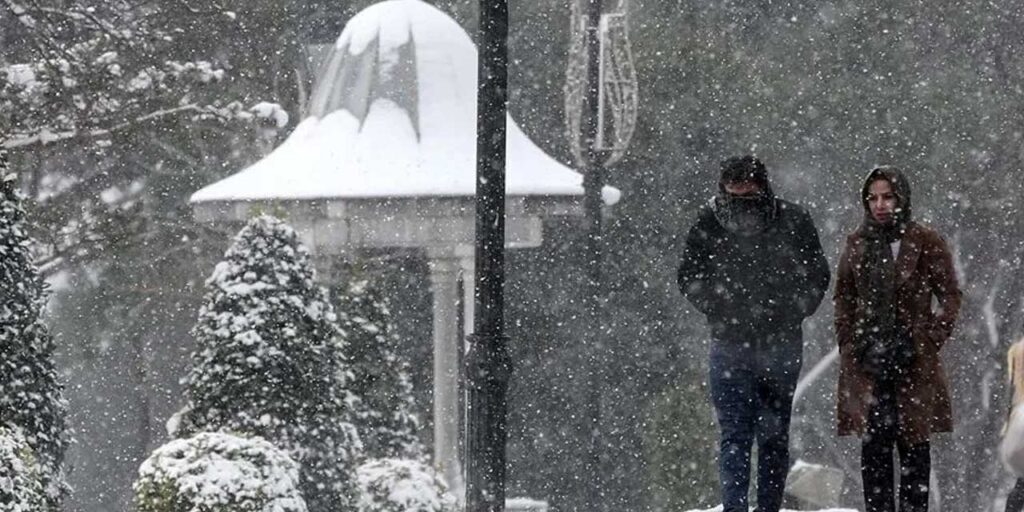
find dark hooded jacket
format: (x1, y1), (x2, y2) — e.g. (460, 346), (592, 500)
(834, 166), (962, 442)
(677, 167), (830, 343)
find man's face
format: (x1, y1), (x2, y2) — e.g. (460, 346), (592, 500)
(867, 178), (898, 224)
(723, 180), (761, 197)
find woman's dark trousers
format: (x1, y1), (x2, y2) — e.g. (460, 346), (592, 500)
(862, 375), (930, 512)
(1005, 478), (1024, 512)
(709, 338), (802, 512)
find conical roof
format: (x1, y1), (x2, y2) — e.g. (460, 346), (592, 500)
(192, 0), (618, 203)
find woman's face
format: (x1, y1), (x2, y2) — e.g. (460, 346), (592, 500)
(866, 178), (898, 224)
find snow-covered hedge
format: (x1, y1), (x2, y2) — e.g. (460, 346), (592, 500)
(0, 168), (68, 510)
(179, 215), (362, 512)
(133, 432), (306, 512)
(356, 458), (456, 512)
(337, 277), (422, 459)
(0, 426), (46, 512)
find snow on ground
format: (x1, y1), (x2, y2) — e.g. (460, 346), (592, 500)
(505, 497), (549, 511)
(686, 508), (858, 512)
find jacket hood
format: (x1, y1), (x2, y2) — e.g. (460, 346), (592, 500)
(861, 165), (912, 224)
(718, 155), (775, 201)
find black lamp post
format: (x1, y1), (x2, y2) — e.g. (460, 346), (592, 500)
(580, 0), (607, 509)
(465, 0), (511, 511)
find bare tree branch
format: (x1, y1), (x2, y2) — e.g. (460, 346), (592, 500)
(1, 103), (234, 149)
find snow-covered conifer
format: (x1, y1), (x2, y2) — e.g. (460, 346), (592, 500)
(0, 426), (46, 512)
(179, 215), (361, 512)
(0, 157), (68, 510)
(336, 278), (422, 459)
(355, 458), (456, 512)
(134, 432), (306, 512)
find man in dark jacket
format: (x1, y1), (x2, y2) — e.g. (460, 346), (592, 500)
(678, 155), (830, 512)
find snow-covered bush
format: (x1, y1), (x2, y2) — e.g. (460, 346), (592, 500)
(0, 426), (46, 512)
(133, 432), (306, 512)
(0, 163), (68, 509)
(355, 458), (456, 512)
(336, 278), (422, 459)
(178, 215), (362, 512)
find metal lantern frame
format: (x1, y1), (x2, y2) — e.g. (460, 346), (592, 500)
(565, 0), (638, 168)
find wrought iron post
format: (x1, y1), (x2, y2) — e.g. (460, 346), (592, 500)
(581, 0), (606, 509)
(465, 0), (511, 510)
(565, 0), (636, 505)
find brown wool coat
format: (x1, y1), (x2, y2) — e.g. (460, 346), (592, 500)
(1010, 341), (1024, 409)
(834, 221), (962, 443)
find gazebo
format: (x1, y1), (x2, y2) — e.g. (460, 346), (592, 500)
(191, 0), (619, 502)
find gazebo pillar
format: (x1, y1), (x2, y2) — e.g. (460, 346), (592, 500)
(313, 240), (477, 505)
(427, 249), (466, 503)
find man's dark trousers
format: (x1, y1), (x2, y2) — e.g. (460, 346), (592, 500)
(709, 335), (803, 512)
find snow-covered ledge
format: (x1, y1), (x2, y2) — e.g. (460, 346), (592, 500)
(192, 196), (550, 251)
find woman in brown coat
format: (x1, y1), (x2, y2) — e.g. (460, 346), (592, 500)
(1002, 338), (1024, 512)
(834, 166), (961, 512)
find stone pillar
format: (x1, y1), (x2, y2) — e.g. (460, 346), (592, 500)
(427, 253), (464, 504)
(311, 253), (336, 282)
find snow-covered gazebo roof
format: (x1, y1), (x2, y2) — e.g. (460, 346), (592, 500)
(191, 0), (618, 204)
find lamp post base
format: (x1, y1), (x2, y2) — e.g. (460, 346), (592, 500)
(464, 333), (512, 512)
